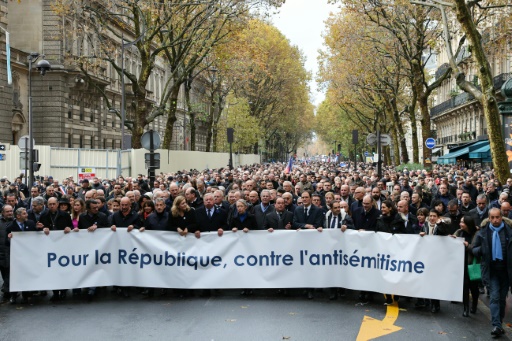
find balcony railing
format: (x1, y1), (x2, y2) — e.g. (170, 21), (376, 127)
(430, 73), (511, 117)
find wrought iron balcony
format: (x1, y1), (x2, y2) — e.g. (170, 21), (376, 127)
(430, 73), (511, 117)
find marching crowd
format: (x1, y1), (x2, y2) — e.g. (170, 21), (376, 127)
(0, 161), (510, 337)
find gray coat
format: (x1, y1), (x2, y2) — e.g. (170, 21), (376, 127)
(472, 222), (512, 287)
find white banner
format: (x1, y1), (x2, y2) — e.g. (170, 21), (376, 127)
(10, 229), (464, 301)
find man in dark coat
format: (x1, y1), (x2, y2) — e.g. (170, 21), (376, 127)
(27, 196), (48, 224)
(195, 193), (227, 236)
(143, 198), (169, 231)
(213, 190), (230, 211)
(352, 195), (381, 232)
(252, 190), (275, 229)
(39, 197), (73, 233)
(0, 205), (13, 302)
(38, 197), (74, 301)
(469, 194), (489, 227)
(78, 199), (111, 301)
(185, 187), (204, 209)
(472, 208), (512, 337)
(110, 197), (141, 232)
(443, 199), (464, 235)
(264, 197), (293, 231)
(6, 207), (37, 304)
(292, 190), (323, 300)
(292, 191), (324, 230)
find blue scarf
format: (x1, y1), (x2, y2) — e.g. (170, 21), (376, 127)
(476, 206), (487, 217)
(239, 212), (247, 223)
(489, 221), (505, 261)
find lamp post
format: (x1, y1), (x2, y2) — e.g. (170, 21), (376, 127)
(28, 53), (50, 187)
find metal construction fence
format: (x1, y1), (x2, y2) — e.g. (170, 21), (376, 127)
(0, 144), (261, 182)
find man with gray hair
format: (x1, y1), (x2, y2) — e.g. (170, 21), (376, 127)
(253, 190), (274, 228)
(469, 194), (489, 227)
(27, 196), (47, 223)
(6, 207), (37, 304)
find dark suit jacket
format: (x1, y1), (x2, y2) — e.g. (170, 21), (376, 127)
(6, 219), (37, 233)
(78, 212), (110, 229)
(253, 204), (275, 229)
(27, 207), (48, 223)
(144, 211), (169, 231)
(196, 206), (228, 232)
(263, 210), (293, 230)
(39, 210), (73, 230)
(293, 205), (324, 229)
(352, 207), (381, 231)
(350, 200), (362, 214)
(6, 219), (37, 246)
(229, 213), (258, 230)
(110, 210), (141, 229)
(168, 208), (198, 232)
(215, 201), (230, 211)
(469, 207), (489, 228)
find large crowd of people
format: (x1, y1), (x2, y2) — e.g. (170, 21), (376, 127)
(0, 161), (510, 337)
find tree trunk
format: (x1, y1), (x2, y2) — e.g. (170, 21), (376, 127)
(132, 93), (148, 149)
(392, 109), (409, 164)
(452, 0), (508, 181)
(185, 82), (196, 151)
(418, 94), (432, 169)
(212, 99), (225, 153)
(409, 109), (419, 164)
(205, 101), (215, 152)
(162, 85), (181, 149)
(391, 128), (400, 165)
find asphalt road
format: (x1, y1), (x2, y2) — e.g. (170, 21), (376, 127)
(0, 288), (507, 341)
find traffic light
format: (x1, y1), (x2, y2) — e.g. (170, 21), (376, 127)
(33, 163), (41, 172)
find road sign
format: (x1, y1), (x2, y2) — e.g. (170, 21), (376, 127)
(145, 160), (160, 169)
(364, 151), (369, 157)
(366, 133), (377, 146)
(144, 153), (160, 161)
(425, 138), (436, 149)
(141, 131), (161, 150)
(380, 134), (391, 146)
(18, 135), (35, 151)
(0, 145), (5, 151)
(0, 154), (5, 161)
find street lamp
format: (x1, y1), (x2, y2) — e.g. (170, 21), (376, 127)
(28, 52), (50, 187)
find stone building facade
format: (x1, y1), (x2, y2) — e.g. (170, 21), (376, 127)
(0, 0), (209, 151)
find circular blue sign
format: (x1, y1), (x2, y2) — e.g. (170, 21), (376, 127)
(425, 138), (436, 149)
(364, 151), (369, 157)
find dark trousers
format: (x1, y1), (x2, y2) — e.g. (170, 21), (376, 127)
(489, 268), (509, 328)
(0, 266), (9, 297)
(463, 270), (479, 307)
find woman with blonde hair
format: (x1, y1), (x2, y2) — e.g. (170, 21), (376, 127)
(168, 195), (197, 236)
(71, 198), (86, 230)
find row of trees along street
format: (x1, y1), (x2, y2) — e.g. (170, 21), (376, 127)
(318, 0), (511, 182)
(53, 0), (313, 160)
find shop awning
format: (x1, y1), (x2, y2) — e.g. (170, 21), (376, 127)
(432, 147), (442, 154)
(437, 147), (470, 164)
(469, 143), (490, 159)
(436, 140), (489, 164)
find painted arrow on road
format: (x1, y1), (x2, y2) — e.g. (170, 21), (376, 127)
(356, 302), (402, 341)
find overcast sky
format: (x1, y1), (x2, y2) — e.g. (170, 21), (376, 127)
(270, 0), (338, 108)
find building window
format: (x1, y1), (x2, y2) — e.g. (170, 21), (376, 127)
(79, 135), (84, 148)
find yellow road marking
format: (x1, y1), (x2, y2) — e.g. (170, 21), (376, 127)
(356, 302), (402, 341)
